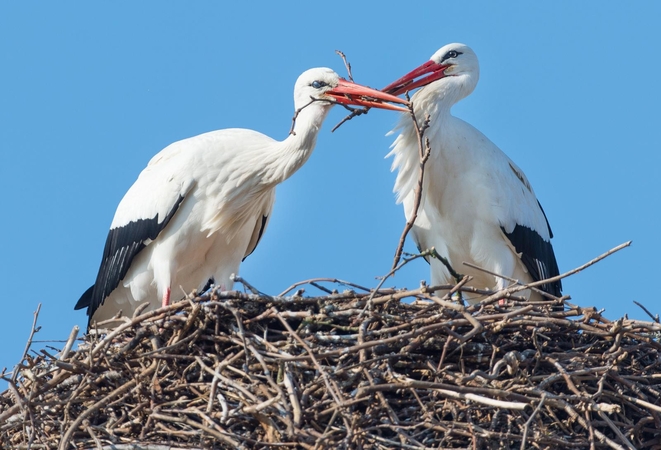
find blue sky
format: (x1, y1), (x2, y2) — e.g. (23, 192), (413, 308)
(1, 2), (659, 379)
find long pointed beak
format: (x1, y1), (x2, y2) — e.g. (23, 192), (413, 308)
(382, 60), (449, 96)
(326, 79), (409, 112)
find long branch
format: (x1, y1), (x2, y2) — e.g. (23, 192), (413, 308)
(391, 106), (431, 270)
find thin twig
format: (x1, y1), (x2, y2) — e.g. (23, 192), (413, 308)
(330, 107), (370, 132)
(362, 250), (430, 313)
(391, 106), (432, 270)
(12, 304), (42, 383)
(633, 300), (659, 323)
(522, 241), (632, 291)
(290, 97), (360, 135)
(335, 50), (353, 81)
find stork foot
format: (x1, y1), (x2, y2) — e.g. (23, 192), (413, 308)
(162, 287), (171, 308)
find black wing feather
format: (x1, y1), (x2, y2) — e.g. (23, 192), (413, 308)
(75, 194), (186, 319)
(242, 215), (268, 261)
(536, 200), (554, 239)
(501, 224), (562, 297)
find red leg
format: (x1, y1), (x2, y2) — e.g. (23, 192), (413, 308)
(162, 287), (171, 308)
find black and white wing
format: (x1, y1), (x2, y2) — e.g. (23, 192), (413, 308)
(75, 151), (194, 318)
(497, 160), (562, 296)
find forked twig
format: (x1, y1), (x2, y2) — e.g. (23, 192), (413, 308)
(391, 104), (432, 270)
(330, 107), (371, 132)
(429, 247), (463, 283)
(362, 250), (432, 314)
(290, 97), (363, 135)
(329, 50), (374, 132)
(11, 303), (42, 383)
(335, 49), (354, 81)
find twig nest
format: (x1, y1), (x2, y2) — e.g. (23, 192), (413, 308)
(2, 286), (661, 449)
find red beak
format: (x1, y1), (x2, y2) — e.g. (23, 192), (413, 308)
(326, 79), (409, 112)
(382, 60), (449, 97)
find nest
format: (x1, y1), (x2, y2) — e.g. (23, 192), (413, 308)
(2, 282), (661, 450)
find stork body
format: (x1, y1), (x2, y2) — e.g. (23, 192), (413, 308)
(384, 44), (561, 303)
(76, 68), (406, 327)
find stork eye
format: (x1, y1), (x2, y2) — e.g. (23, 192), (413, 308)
(311, 80), (328, 89)
(441, 50), (463, 62)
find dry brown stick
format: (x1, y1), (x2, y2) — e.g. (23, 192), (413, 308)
(597, 410), (636, 450)
(357, 318), (371, 363)
(436, 330), (455, 373)
(330, 107), (371, 133)
(547, 357), (585, 398)
(335, 50), (353, 81)
(616, 393), (661, 414)
(58, 325), (80, 361)
(291, 96), (363, 135)
(366, 433), (431, 449)
(537, 366), (611, 389)
(455, 241), (632, 310)
(328, 50), (373, 133)
(633, 300), (659, 323)
(11, 304), (42, 383)
(241, 394), (282, 414)
(278, 278), (375, 296)
(283, 365), (302, 428)
(551, 398), (626, 450)
(349, 258), (430, 319)
(288, 98), (320, 136)
(521, 241), (631, 292)
(391, 110), (432, 271)
(430, 275), (473, 305)
(424, 278), (484, 342)
(5, 379), (27, 419)
(83, 420), (103, 450)
(585, 408), (597, 450)
(519, 393), (546, 450)
(356, 379), (529, 410)
(462, 261), (561, 301)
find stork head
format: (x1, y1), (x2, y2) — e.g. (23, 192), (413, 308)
(294, 68), (408, 113)
(383, 43), (479, 102)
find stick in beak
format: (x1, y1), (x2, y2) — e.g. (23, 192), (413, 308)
(326, 79), (409, 112)
(382, 60), (449, 96)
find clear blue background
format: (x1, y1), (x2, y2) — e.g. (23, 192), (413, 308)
(2, 2), (659, 379)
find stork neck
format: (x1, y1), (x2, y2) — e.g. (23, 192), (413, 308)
(263, 102), (330, 185)
(412, 75), (475, 125)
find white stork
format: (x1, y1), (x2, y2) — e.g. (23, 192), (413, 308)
(75, 67), (407, 327)
(382, 43), (561, 303)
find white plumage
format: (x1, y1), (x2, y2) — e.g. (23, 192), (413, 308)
(76, 67), (406, 327)
(383, 43), (561, 303)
